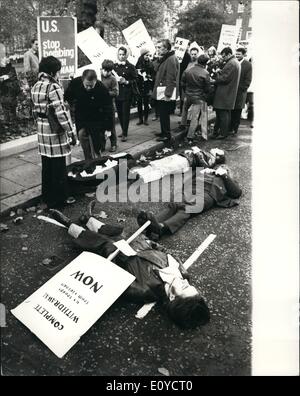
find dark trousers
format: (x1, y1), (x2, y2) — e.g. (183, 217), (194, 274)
(78, 127), (105, 160)
(137, 95), (150, 122)
(41, 156), (69, 208)
(116, 100), (131, 137)
(157, 196), (215, 235)
(246, 92), (254, 122)
(110, 104), (117, 147)
(214, 109), (231, 137)
(157, 100), (174, 138)
(230, 108), (243, 133)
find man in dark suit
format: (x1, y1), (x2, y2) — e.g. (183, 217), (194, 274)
(230, 47), (253, 134)
(212, 47), (241, 139)
(152, 39), (180, 142)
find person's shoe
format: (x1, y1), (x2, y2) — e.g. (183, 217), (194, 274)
(136, 120), (143, 126)
(155, 132), (163, 137)
(137, 210), (149, 228)
(152, 117), (158, 121)
(118, 134), (123, 138)
(144, 120), (149, 126)
(109, 146), (117, 152)
(147, 212), (163, 236)
(65, 196), (76, 205)
(49, 209), (72, 227)
(156, 136), (170, 142)
(121, 136), (127, 142)
(212, 134), (227, 140)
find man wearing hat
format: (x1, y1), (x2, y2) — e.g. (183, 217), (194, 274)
(136, 48), (155, 125)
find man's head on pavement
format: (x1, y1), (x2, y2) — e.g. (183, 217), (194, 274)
(39, 56), (61, 80)
(221, 47), (233, 61)
(101, 59), (114, 77)
(167, 293), (211, 329)
(118, 46), (128, 62)
(156, 39), (172, 57)
(82, 69), (97, 90)
(198, 54), (209, 67)
(236, 47), (247, 61)
(31, 38), (39, 53)
(190, 47), (199, 62)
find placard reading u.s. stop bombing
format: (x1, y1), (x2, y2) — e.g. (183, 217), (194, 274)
(37, 16), (77, 78)
(11, 252), (135, 358)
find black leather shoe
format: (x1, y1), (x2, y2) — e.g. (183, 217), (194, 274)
(154, 132), (163, 137)
(156, 136), (170, 142)
(49, 209), (72, 227)
(136, 121), (143, 126)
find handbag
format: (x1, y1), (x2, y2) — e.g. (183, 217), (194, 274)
(46, 83), (65, 135)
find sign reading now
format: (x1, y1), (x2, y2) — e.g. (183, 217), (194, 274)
(12, 252), (135, 358)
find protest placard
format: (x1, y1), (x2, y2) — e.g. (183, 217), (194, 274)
(77, 27), (109, 66)
(174, 37), (190, 63)
(217, 24), (239, 53)
(11, 252), (135, 358)
(37, 16), (77, 78)
(122, 19), (156, 61)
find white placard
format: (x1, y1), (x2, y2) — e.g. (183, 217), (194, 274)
(157, 86), (176, 101)
(77, 27), (109, 65)
(217, 24), (239, 53)
(11, 252), (135, 358)
(189, 41), (204, 55)
(122, 19), (156, 60)
(174, 37), (190, 63)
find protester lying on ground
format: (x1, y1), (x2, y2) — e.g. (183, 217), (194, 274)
(130, 147), (225, 183)
(137, 166), (242, 240)
(49, 209), (210, 329)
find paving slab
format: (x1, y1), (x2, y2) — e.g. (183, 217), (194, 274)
(0, 163), (41, 189)
(0, 177), (25, 198)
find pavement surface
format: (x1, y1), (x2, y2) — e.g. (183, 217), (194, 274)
(0, 121), (252, 376)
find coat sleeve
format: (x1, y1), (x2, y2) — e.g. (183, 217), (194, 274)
(240, 62), (252, 91)
(48, 83), (73, 135)
(165, 57), (179, 98)
(23, 52), (31, 73)
(181, 70), (187, 93)
(215, 62), (236, 85)
(109, 77), (119, 97)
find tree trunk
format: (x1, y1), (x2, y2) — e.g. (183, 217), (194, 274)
(76, 0), (98, 32)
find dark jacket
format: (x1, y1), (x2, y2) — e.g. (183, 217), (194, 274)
(181, 64), (211, 101)
(73, 231), (189, 303)
(114, 61), (138, 101)
(0, 63), (21, 104)
(184, 172), (242, 208)
(180, 51), (192, 80)
(234, 58), (252, 109)
(64, 77), (113, 130)
(213, 55), (241, 110)
(152, 51), (180, 100)
(136, 55), (155, 96)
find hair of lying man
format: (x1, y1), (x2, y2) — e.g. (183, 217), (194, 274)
(215, 154), (226, 164)
(82, 69), (98, 81)
(166, 295), (210, 329)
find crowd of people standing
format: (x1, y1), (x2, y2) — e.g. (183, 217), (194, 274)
(0, 34), (253, 210)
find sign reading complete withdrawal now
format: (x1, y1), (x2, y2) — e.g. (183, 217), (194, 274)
(12, 252), (135, 358)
